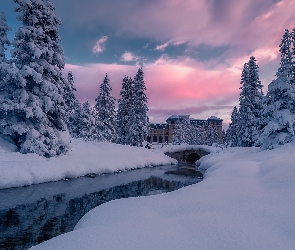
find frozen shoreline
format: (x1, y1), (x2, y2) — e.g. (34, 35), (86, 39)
(0, 138), (178, 190)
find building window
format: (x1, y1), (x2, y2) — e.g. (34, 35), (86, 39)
(159, 136), (163, 143)
(165, 136), (168, 143)
(153, 135), (157, 142)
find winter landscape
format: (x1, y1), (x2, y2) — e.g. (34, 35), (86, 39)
(1, 0), (295, 249)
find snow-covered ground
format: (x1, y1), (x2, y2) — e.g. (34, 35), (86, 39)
(30, 143), (295, 250)
(0, 137), (177, 189)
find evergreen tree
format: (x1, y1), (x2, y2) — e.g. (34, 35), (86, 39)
(225, 106), (239, 147)
(206, 124), (216, 146)
(221, 129), (226, 145)
(212, 126), (219, 145)
(67, 99), (82, 138)
(62, 71), (78, 124)
(237, 57), (264, 147)
(198, 126), (206, 145)
(189, 124), (199, 145)
(127, 68), (149, 146)
(172, 119), (187, 145)
(93, 73), (117, 142)
(259, 29), (295, 149)
(0, 12), (11, 90)
(0, 0), (70, 157)
(79, 101), (97, 141)
(0, 13), (11, 64)
(117, 76), (133, 144)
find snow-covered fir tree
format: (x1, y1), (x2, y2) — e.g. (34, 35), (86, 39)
(93, 73), (117, 142)
(127, 68), (149, 146)
(62, 71), (78, 124)
(0, 12), (11, 64)
(206, 124), (218, 146)
(259, 29), (295, 149)
(221, 129), (226, 145)
(79, 101), (97, 141)
(117, 76), (133, 144)
(198, 126), (207, 145)
(0, 0), (70, 157)
(189, 124), (201, 145)
(67, 99), (82, 138)
(237, 56), (264, 147)
(225, 106), (239, 147)
(0, 12), (11, 92)
(172, 119), (188, 145)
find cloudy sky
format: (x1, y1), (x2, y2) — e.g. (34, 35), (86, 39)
(2, 0), (295, 125)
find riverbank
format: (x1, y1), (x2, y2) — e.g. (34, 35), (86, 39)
(0, 137), (177, 189)
(31, 142), (295, 250)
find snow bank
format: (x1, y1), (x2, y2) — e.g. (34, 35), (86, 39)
(31, 144), (295, 250)
(0, 138), (177, 189)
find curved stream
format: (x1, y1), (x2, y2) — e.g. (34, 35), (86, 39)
(0, 163), (203, 250)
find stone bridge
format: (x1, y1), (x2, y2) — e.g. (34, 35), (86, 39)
(164, 149), (210, 163)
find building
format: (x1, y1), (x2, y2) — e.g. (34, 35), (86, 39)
(147, 115), (223, 144)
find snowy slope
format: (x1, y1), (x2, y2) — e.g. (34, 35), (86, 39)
(0, 137), (177, 189)
(30, 143), (295, 250)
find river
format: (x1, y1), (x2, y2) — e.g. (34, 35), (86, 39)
(0, 163), (203, 250)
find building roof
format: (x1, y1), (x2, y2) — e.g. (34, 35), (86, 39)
(207, 116), (223, 121)
(150, 123), (168, 129)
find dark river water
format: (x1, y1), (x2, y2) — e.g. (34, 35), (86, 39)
(0, 163), (203, 250)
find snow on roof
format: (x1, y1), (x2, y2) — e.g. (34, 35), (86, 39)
(167, 115), (181, 119)
(207, 116), (223, 120)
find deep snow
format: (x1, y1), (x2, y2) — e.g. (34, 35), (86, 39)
(29, 143), (295, 250)
(0, 137), (177, 189)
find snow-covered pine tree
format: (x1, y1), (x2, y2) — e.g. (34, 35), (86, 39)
(62, 71), (78, 124)
(127, 68), (149, 146)
(67, 99), (82, 138)
(79, 101), (97, 141)
(189, 124), (199, 145)
(172, 120), (186, 145)
(0, 13), (11, 65)
(117, 76), (133, 144)
(212, 126), (219, 145)
(0, 12), (11, 89)
(237, 56), (264, 147)
(93, 73), (117, 142)
(0, 13), (12, 133)
(0, 0), (70, 157)
(206, 124), (215, 146)
(259, 29), (295, 149)
(221, 129), (226, 145)
(225, 106), (239, 147)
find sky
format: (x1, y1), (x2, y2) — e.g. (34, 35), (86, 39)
(2, 0), (295, 126)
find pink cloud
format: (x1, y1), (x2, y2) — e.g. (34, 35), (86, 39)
(120, 51), (140, 62)
(92, 36), (108, 54)
(65, 55), (241, 123)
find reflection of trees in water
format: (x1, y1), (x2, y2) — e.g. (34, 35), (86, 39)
(0, 176), (199, 250)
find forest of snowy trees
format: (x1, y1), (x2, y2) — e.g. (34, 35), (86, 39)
(172, 28), (295, 149)
(0, 0), (295, 158)
(0, 0), (149, 157)
(67, 69), (149, 147)
(172, 119), (220, 146)
(225, 28), (295, 149)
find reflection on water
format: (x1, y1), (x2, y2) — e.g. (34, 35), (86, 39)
(0, 164), (202, 250)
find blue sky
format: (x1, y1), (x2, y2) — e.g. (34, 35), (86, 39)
(2, 0), (295, 125)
